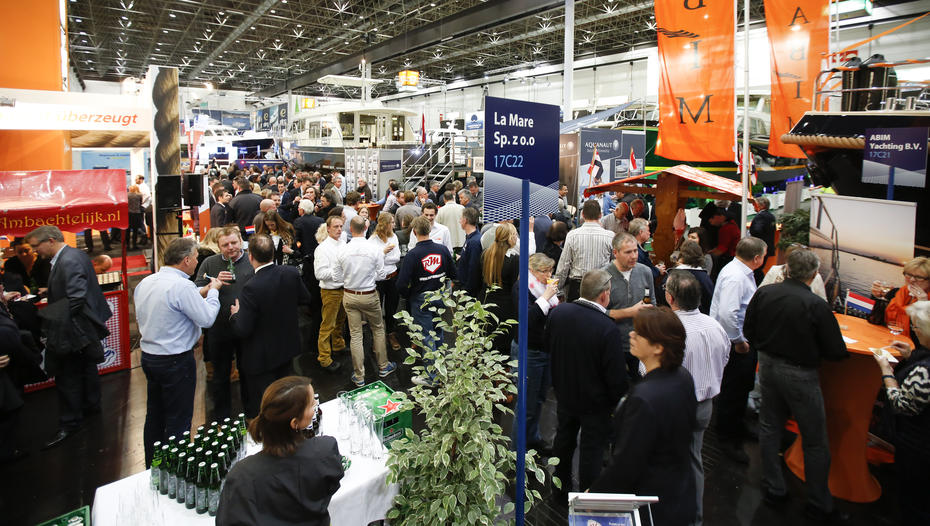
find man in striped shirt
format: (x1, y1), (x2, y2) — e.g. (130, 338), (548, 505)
(665, 271), (730, 526)
(554, 199), (615, 302)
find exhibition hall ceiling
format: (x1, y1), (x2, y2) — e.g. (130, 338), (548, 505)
(64, 0), (902, 98)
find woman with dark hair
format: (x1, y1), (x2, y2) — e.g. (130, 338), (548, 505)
(256, 210), (297, 266)
(543, 221), (568, 269)
(673, 240), (715, 314)
(684, 227), (713, 275)
(482, 223), (519, 354)
(217, 376), (344, 526)
(590, 307), (697, 526)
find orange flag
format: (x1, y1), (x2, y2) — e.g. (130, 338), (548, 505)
(765, 0), (829, 157)
(655, 0), (735, 162)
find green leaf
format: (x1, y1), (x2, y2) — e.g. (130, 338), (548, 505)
(404, 356), (416, 365)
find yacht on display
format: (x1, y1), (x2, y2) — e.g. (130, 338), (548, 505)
(281, 74), (420, 172)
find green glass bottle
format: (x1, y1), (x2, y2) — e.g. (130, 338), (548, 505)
(175, 451), (188, 503)
(195, 461), (209, 514)
(208, 462), (222, 516)
(150, 441), (163, 491)
(180, 430), (191, 446)
(203, 449), (214, 468)
(219, 444), (231, 470)
(184, 457), (197, 509)
(167, 447), (180, 499)
(158, 444), (171, 495)
(226, 258), (237, 283)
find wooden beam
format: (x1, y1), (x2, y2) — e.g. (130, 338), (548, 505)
(678, 188), (741, 200)
(588, 184), (658, 197)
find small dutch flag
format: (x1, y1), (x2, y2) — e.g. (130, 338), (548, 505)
(244, 224), (256, 235)
(846, 290), (876, 315)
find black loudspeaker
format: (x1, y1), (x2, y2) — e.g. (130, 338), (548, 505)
(156, 175), (182, 209)
(183, 173), (205, 207)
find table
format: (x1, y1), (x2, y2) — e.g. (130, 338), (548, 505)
(783, 313), (909, 503)
(92, 400), (398, 525)
(359, 202), (381, 220)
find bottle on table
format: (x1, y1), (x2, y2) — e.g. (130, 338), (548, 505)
(208, 462), (222, 516)
(175, 451), (188, 503)
(195, 461), (209, 514)
(167, 447), (180, 499)
(150, 442), (163, 491)
(184, 457), (197, 509)
(158, 444), (171, 495)
(643, 288), (652, 305)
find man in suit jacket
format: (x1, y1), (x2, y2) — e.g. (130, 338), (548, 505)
(293, 199), (326, 364)
(26, 226), (112, 449)
(229, 234), (312, 417)
(545, 268), (628, 495)
(229, 175), (262, 239)
(210, 188), (232, 227)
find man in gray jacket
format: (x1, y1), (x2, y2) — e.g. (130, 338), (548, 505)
(602, 232), (655, 380)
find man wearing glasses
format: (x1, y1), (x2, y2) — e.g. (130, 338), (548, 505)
(25, 226), (113, 450)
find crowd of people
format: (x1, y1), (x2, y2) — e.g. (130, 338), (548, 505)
(1, 164), (929, 526)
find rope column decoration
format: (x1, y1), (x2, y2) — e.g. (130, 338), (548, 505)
(151, 68), (181, 260)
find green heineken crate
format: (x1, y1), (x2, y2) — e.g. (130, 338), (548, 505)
(36, 505), (90, 526)
(345, 381), (411, 447)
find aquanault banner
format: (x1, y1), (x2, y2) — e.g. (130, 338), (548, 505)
(765, 0), (829, 158)
(655, 0), (735, 162)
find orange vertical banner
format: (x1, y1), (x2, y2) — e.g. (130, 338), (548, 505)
(765, 0), (829, 157)
(655, 0), (735, 162)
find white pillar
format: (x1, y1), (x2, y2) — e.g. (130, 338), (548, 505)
(562, 0), (574, 122)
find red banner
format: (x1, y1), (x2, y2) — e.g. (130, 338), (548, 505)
(655, 0), (735, 162)
(0, 169), (128, 236)
(765, 0), (829, 157)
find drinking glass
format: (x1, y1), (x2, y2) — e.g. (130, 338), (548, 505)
(888, 313), (905, 336)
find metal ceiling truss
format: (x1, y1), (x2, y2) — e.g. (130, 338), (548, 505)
(66, 0), (903, 98)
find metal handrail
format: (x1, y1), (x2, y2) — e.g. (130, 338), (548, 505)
(813, 69), (929, 111)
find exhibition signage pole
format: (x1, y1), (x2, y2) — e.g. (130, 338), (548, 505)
(740, 0), (750, 237)
(484, 96), (559, 525)
(563, 0), (574, 122)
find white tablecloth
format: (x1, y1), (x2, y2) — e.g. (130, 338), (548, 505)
(92, 400), (398, 526)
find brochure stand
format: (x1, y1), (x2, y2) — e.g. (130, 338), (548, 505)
(568, 493), (659, 526)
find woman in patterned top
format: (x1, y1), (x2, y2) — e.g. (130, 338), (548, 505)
(874, 300), (930, 524)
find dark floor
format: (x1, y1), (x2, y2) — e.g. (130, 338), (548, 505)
(0, 237), (906, 525)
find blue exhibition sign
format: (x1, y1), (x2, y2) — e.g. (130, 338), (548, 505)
(862, 127), (928, 188)
(483, 96), (559, 221)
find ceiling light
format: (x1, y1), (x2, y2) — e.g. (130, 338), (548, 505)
(297, 24), (302, 27)
(75, 18), (82, 23)
(121, 16), (128, 20)
(251, 26), (256, 29)
(359, 15), (364, 19)
(430, 2), (436, 6)
(169, 13), (176, 17)
(163, 29), (168, 33)
(205, 82), (214, 90)
(344, 40), (348, 44)
(79, 31), (86, 35)
(219, 10), (225, 15)
(317, 37), (322, 40)
(343, 22), (348, 26)
(82, 39), (87, 43)
(206, 28), (211, 32)
(270, 9), (276, 14)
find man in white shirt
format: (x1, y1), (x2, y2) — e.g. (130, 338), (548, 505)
(666, 271), (730, 526)
(334, 217), (396, 387)
(434, 191), (465, 251)
(407, 202), (452, 253)
(709, 236), (767, 463)
(313, 215), (348, 373)
(342, 191), (360, 235)
(554, 199), (615, 302)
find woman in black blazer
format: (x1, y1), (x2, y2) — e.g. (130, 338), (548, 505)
(590, 307), (698, 526)
(217, 376), (344, 526)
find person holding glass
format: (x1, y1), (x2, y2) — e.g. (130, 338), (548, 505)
(510, 253), (559, 452)
(217, 376), (344, 526)
(872, 300), (930, 524)
(872, 257), (930, 346)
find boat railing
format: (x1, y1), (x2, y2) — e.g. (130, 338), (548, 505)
(813, 61), (930, 112)
(402, 141), (481, 191)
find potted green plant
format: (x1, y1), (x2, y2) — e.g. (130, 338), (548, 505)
(776, 208), (810, 262)
(385, 285), (558, 525)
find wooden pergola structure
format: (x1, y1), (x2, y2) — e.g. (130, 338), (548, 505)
(583, 164), (752, 263)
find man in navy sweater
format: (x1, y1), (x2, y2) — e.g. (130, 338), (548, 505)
(397, 216), (456, 385)
(455, 207), (482, 298)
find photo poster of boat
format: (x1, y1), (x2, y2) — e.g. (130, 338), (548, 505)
(255, 103), (288, 132)
(577, 128), (624, 204)
(808, 193), (917, 303)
